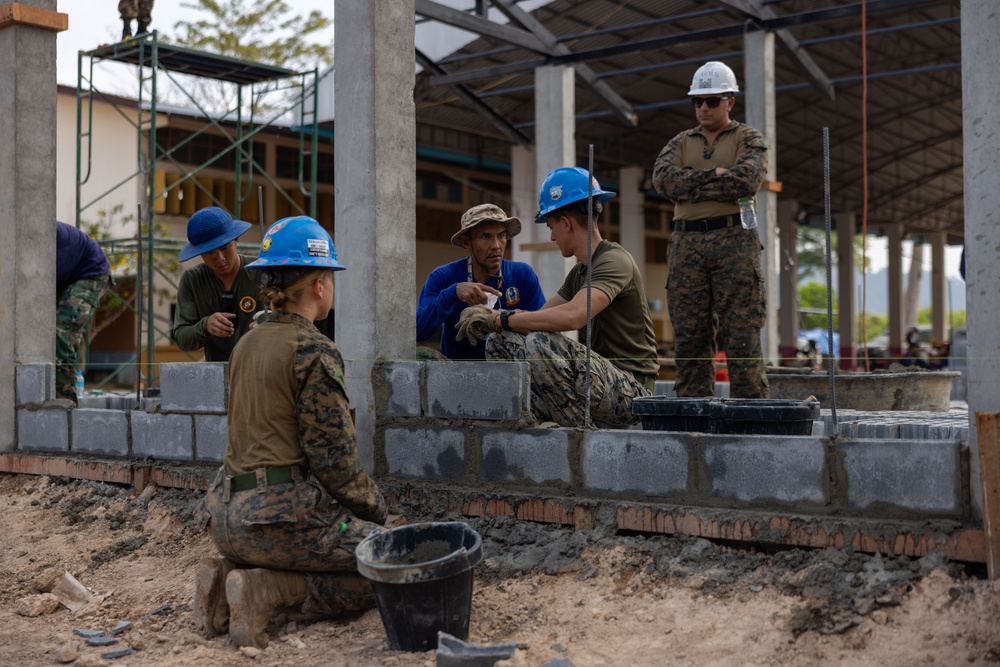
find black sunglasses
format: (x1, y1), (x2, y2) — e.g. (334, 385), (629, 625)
(692, 96), (729, 109)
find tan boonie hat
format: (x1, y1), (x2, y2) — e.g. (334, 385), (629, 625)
(450, 203), (522, 247)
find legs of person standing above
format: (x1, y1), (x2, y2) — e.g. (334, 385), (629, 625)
(711, 228), (769, 398)
(668, 228), (768, 399)
(486, 330), (648, 427)
(667, 233), (717, 397)
(55, 276), (109, 402)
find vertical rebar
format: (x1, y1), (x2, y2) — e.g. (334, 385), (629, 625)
(823, 127), (838, 431)
(584, 145), (595, 429)
(136, 204), (143, 404)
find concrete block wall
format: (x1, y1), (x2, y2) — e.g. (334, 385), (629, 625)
(10, 361), (972, 521)
(376, 362), (970, 520)
(13, 363), (227, 462)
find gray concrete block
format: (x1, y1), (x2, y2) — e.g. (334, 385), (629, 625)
(481, 429), (570, 484)
(131, 412), (193, 461)
(16, 364), (54, 405)
(194, 414), (228, 462)
(71, 409), (128, 456)
(385, 427), (466, 480)
(582, 431), (690, 496)
(841, 439), (961, 514)
(703, 435), (827, 504)
(17, 409), (69, 452)
(159, 363), (227, 412)
(426, 362), (529, 421)
(379, 362), (423, 417)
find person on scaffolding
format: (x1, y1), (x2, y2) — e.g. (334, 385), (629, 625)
(171, 206), (259, 363)
(119, 0), (153, 40)
(456, 166), (658, 427)
(416, 203), (545, 360)
(194, 217), (393, 649)
(652, 61), (771, 399)
(55, 221), (111, 404)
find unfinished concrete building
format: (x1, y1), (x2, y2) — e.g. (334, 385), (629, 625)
(2, 0), (999, 572)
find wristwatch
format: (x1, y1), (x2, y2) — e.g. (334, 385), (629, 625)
(500, 311), (512, 331)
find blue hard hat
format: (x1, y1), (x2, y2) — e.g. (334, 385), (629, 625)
(246, 216), (345, 271)
(178, 206), (252, 262)
(535, 167), (616, 223)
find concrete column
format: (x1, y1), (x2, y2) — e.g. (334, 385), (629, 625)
(836, 213), (856, 369)
(777, 200), (799, 365)
(929, 233), (947, 343)
(743, 31), (778, 366)
(886, 224), (904, 358)
(962, 0), (1000, 518)
(510, 145), (536, 266)
(334, 0), (415, 471)
(534, 65), (575, 300)
(0, 0), (62, 450)
(903, 241), (924, 329)
(618, 166), (645, 278)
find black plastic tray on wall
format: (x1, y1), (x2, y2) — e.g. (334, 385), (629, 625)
(631, 396), (820, 435)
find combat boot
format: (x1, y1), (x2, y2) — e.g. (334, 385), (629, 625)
(226, 568), (307, 649)
(122, 22), (132, 40)
(194, 557), (239, 638)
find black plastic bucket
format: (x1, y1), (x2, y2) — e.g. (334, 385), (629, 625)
(355, 522), (483, 652)
(631, 396), (819, 435)
(630, 396), (715, 433)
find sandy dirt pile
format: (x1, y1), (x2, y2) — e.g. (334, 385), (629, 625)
(1, 472), (999, 666)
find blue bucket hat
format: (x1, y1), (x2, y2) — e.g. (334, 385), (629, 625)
(178, 207), (253, 262)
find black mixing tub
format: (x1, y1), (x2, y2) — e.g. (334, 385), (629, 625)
(631, 396), (820, 435)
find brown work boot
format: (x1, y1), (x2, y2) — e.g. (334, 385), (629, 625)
(194, 557), (239, 638)
(226, 568), (307, 649)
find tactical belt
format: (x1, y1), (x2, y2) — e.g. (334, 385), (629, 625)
(673, 215), (738, 233)
(229, 466), (303, 493)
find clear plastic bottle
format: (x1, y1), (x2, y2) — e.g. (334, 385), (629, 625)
(738, 196), (758, 230)
(76, 371), (85, 399)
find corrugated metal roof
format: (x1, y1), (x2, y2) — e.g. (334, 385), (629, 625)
(414, 0), (964, 240)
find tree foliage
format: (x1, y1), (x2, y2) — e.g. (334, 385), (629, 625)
(171, 0), (332, 71)
(795, 226), (870, 283)
(797, 281), (837, 330)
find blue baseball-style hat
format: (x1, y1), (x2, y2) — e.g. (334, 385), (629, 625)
(178, 207), (253, 262)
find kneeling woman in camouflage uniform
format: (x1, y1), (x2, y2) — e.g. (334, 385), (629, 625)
(195, 217), (388, 649)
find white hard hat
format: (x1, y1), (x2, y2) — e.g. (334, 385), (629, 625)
(688, 61), (739, 96)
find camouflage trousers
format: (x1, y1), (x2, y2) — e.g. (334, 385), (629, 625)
(415, 345), (449, 361)
(202, 468), (381, 617)
(667, 226), (769, 398)
(56, 275), (109, 402)
(119, 0), (153, 23)
(485, 330), (651, 427)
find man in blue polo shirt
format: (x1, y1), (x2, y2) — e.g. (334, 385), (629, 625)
(416, 204), (544, 360)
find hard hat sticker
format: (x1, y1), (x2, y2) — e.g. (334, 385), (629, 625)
(550, 185), (562, 201)
(306, 239), (330, 257)
(261, 237), (272, 252)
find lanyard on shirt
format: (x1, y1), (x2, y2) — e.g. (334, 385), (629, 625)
(467, 256), (503, 291)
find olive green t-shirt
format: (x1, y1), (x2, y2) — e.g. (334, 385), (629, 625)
(170, 255), (261, 362)
(557, 241), (659, 379)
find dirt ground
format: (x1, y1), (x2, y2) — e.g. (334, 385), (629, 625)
(2, 473), (1000, 667)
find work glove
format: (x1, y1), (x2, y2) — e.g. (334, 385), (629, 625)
(455, 305), (498, 346)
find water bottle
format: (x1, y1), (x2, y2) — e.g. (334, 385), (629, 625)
(76, 371), (85, 399)
(738, 196), (758, 230)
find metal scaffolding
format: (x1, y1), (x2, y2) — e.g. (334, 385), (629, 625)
(75, 31), (319, 390)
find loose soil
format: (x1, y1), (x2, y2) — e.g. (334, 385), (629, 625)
(2, 473), (999, 666)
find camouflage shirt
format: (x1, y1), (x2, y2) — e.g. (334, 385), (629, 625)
(226, 311), (387, 524)
(652, 120), (768, 221)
